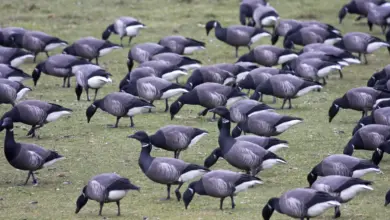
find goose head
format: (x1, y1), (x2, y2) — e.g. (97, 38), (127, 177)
(102, 24), (114, 40)
(262, 197), (279, 220)
(9, 33), (23, 48)
(62, 45), (76, 55)
(86, 102), (99, 123)
(183, 182), (197, 209)
(0, 117), (13, 131)
(205, 20), (220, 36)
(32, 62), (45, 87)
(328, 98), (342, 123)
(75, 186), (88, 214)
(128, 131), (150, 145)
(338, 4), (349, 24)
(169, 99), (184, 120)
(385, 189), (390, 206)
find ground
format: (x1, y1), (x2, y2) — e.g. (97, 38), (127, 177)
(0, 0), (389, 219)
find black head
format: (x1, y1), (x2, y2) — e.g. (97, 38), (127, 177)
(0, 117), (13, 131)
(271, 33), (279, 45)
(86, 102), (98, 123)
(333, 40), (345, 49)
(283, 38), (294, 49)
(183, 182), (196, 209)
(169, 99), (184, 120)
(127, 58), (134, 72)
(32, 62), (44, 86)
(352, 116), (372, 135)
(75, 84), (83, 101)
(307, 170), (318, 186)
(338, 5), (348, 24)
(9, 33), (23, 48)
(209, 106), (230, 119)
(231, 125), (242, 138)
(328, 100), (341, 123)
(368, 70), (385, 87)
(343, 140), (354, 156)
(121, 83), (138, 96)
(236, 52), (253, 63)
(102, 24), (114, 40)
(372, 147), (384, 166)
(367, 20), (373, 32)
(250, 86), (262, 101)
(62, 45), (76, 55)
(205, 20), (219, 36)
(262, 198), (278, 220)
(75, 186), (88, 214)
(128, 131), (150, 143)
(385, 189), (390, 206)
(204, 148), (221, 168)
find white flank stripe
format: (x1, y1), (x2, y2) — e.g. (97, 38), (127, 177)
(296, 85), (322, 97)
(16, 88), (31, 101)
(343, 58), (361, 64)
(317, 65), (341, 78)
(236, 71), (249, 83)
(267, 143), (289, 153)
(247, 109), (275, 117)
(46, 111), (72, 122)
(45, 42), (67, 51)
(162, 70), (187, 82)
(183, 46), (205, 55)
(11, 55), (34, 67)
(277, 54), (298, 65)
(324, 38), (342, 45)
(178, 170), (207, 182)
(338, 61), (349, 66)
(223, 77), (236, 86)
(250, 33), (271, 44)
(262, 159), (286, 169)
(160, 88), (188, 99)
(125, 25), (145, 36)
(307, 201), (340, 217)
(7, 76), (25, 82)
(87, 76), (112, 89)
(261, 16), (278, 26)
(127, 106), (154, 116)
(352, 168), (382, 178)
(374, 98), (390, 108)
(188, 132), (208, 148)
(234, 180), (263, 194)
(43, 157), (65, 168)
(367, 42), (389, 53)
(275, 120), (302, 133)
(340, 184), (373, 202)
(108, 190), (128, 200)
(99, 47), (122, 57)
(180, 63), (201, 70)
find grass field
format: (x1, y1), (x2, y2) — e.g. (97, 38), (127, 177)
(0, 0), (390, 219)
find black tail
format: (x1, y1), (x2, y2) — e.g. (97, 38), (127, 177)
(234, 174), (262, 186)
(160, 83), (188, 94)
(185, 38), (206, 47)
(178, 56), (202, 67)
(182, 164), (210, 174)
(48, 103), (73, 113)
(44, 151), (63, 163)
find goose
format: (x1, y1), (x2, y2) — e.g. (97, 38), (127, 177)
(102, 16), (146, 46)
(367, 3), (390, 33)
(127, 43), (171, 71)
(0, 78), (31, 106)
(138, 60), (188, 83)
(121, 76), (188, 112)
(205, 20), (271, 57)
(158, 35), (205, 55)
(74, 64), (112, 101)
(128, 131), (209, 201)
(118, 67), (156, 90)
(63, 37), (122, 65)
(386, 188), (390, 206)
(235, 135), (289, 152)
(262, 188), (341, 220)
(311, 175), (373, 218)
(252, 4), (279, 28)
(75, 173), (140, 216)
(131, 126), (208, 158)
(367, 64), (390, 86)
(352, 107), (390, 134)
(228, 99), (273, 123)
(236, 45), (298, 67)
(185, 65), (236, 90)
(307, 154), (382, 186)
(10, 30), (68, 62)
(32, 54), (90, 87)
(374, 99), (390, 109)
(374, 77), (390, 92)
(151, 52), (202, 71)
(250, 74), (322, 109)
(334, 32), (389, 64)
(239, 0), (268, 25)
(338, 0), (388, 24)
(0, 117), (65, 185)
(86, 92), (155, 128)
(0, 27), (26, 47)
(230, 109), (303, 137)
(283, 26), (342, 49)
(301, 43), (361, 64)
(169, 82), (247, 120)
(0, 46), (34, 67)
(0, 64), (31, 82)
(183, 170), (263, 210)
(328, 87), (390, 122)
(204, 108), (287, 175)
(212, 63), (257, 77)
(0, 100), (72, 138)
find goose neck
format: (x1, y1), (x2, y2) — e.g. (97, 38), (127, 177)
(4, 128), (16, 147)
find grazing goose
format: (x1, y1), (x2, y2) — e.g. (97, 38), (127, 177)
(128, 131), (209, 201)
(121, 76), (188, 112)
(132, 126), (208, 158)
(235, 135), (288, 152)
(0, 117), (64, 185)
(229, 99), (273, 123)
(252, 4), (279, 28)
(239, 0), (267, 25)
(230, 109), (303, 137)
(183, 170), (262, 210)
(127, 43), (171, 71)
(301, 43), (361, 64)
(386, 189), (390, 206)
(352, 107), (390, 134)
(328, 87), (390, 122)
(334, 32), (389, 64)
(0, 78), (31, 106)
(205, 20), (271, 57)
(158, 35), (205, 55)
(283, 26), (342, 49)
(75, 173), (140, 216)
(86, 92), (155, 128)
(367, 64), (390, 86)
(169, 82), (247, 120)
(10, 31), (68, 62)
(0, 27), (26, 47)
(262, 188), (341, 220)
(311, 175), (373, 218)
(32, 54), (90, 87)
(367, 4), (390, 33)
(338, 0), (388, 24)
(236, 45), (298, 67)
(102, 16), (146, 46)
(0, 46), (34, 67)
(307, 154), (381, 186)
(185, 66), (236, 90)
(74, 64), (112, 101)
(212, 63), (257, 77)
(204, 108), (287, 175)
(250, 74), (322, 109)
(0, 100), (72, 138)
(138, 60), (188, 83)
(151, 52), (202, 71)
(63, 37), (121, 65)
(0, 64), (31, 82)
(118, 67), (156, 90)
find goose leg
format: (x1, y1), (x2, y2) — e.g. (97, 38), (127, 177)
(67, 76), (71, 88)
(99, 202), (104, 216)
(382, 25), (387, 34)
(322, 77), (327, 85)
(272, 96), (276, 104)
(129, 117), (135, 128)
(338, 70), (343, 79)
(230, 195), (236, 209)
(288, 99), (292, 109)
(334, 206), (341, 218)
(108, 117), (120, 128)
(128, 37), (133, 46)
(62, 77), (66, 88)
(31, 172), (38, 185)
(149, 101), (154, 113)
(164, 99), (169, 112)
(116, 201), (121, 216)
(247, 89), (251, 95)
(220, 197), (225, 210)
(198, 108), (209, 117)
(161, 184), (171, 200)
(27, 126), (36, 137)
(175, 182), (184, 201)
(33, 53), (38, 63)
(363, 54), (368, 65)
(95, 57), (99, 65)
(120, 36), (124, 47)
(23, 171), (32, 185)
(176, 78), (179, 84)
(86, 88), (90, 101)
(260, 94), (263, 102)
(93, 89), (99, 101)
(235, 46), (239, 58)
(280, 98), (287, 109)
(247, 45), (251, 51)
(45, 52), (49, 58)
(174, 150), (181, 159)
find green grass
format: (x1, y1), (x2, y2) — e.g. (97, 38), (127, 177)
(0, 0), (389, 219)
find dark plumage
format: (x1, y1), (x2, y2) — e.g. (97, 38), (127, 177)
(352, 107), (390, 134)
(0, 64), (31, 82)
(102, 16), (146, 46)
(0, 78), (31, 106)
(127, 43), (171, 71)
(158, 35), (205, 55)
(236, 45), (298, 67)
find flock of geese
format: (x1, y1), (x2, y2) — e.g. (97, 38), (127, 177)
(4, 0), (390, 219)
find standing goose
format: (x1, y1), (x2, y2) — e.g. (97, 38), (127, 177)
(0, 46), (34, 67)
(205, 20), (271, 57)
(138, 60), (188, 83)
(169, 82), (247, 120)
(0, 78), (31, 106)
(239, 0), (267, 25)
(127, 43), (171, 71)
(74, 64), (113, 101)
(307, 154), (382, 186)
(131, 126), (208, 158)
(32, 54), (90, 87)
(229, 99), (273, 123)
(301, 43), (361, 64)
(311, 175), (373, 218)
(10, 30), (68, 62)
(367, 64), (390, 86)
(183, 170), (263, 210)
(283, 26), (342, 49)
(250, 74), (322, 109)
(0, 64), (31, 82)
(262, 188), (341, 220)
(86, 92), (155, 128)
(118, 67), (156, 90)
(121, 76), (188, 112)
(75, 173), (140, 216)
(102, 16), (146, 46)
(328, 87), (390, 122)
(63, 37), (122, 65)
(367, 3), (390, 33)
(338, 0), (388, 24)
(158, 35), (206, 55)
(128, 131), (209, 201)
(231, 109), (303, 137)
(0, 27), (26, 47)
(185, 66), (236, 90)
(0, 117), (65, 185)
(151, 52), (202, 71)
(235, 135), (289, 153)
(352, 107), (390, 134)
(236, 45), (298, 67)
(334, 32), (389, 64)
(0, 100), (72, 138)
(204, 107), (287, 175)
(252, 4), (279, 28)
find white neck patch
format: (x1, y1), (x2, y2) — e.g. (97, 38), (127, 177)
(142, 143), (149, 148)
(222, 118), (229, 123)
